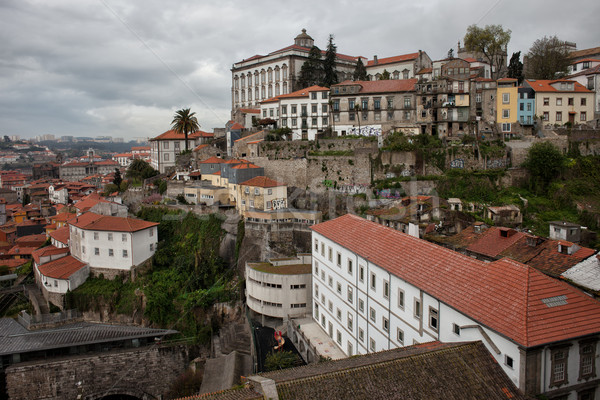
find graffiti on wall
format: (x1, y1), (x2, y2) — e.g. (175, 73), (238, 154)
(272, 198), (286, 210)
(487, 159), (507, 169)
(348, 126), (382, 137)
(449, 158), (464, 169)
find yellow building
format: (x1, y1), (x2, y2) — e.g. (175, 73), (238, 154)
(237, 176), (287, 215)
(496, 78), (518, 134)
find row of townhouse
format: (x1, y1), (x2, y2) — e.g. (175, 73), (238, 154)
(307, 214), (600, 399)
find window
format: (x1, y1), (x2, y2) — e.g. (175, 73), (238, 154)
(475, 93), (482, 103)
(328, 276), (333, 287)
(322, 104), (327, 113)
(348, 99), (355, 110)
(320, 243), (325, 256)
(94, 232), (99, 240)
(404, 96), (411, 109)
(579, 341), (596, 380)
(505, 355), (514, 369)
(429, 308), (438, 331)
(123, 249), (128, 258)
(370, 273), (376, 291)
(527, 103), (532, 111)
(336, 330), (341, 345)
(359, 265), (364, 282)
(109, 249), (114, 257)
(543, 111), (549, 121)
(398, 289), (405, 309)
(519, 103), (524, 111)
(387, 98), (393, 109)
(337, 282), (342, 294)
(164, 153), (169, 161)
(82, 246), (86, 254)
(291, 105), (297, 114)
(502, 109), (510, 119)
(550, 347), (569, 387)
(254, 188), (260, 195)
(397, 328), (404, 345)
(322, 92), (327, 99)
(347, 286), (353, 303)
(315, 284), (319, 297)
(122, 234), (127, 242)
(502, 93), (510, 104)
(382, 316), (389, 332)
(374, 98), (381, 110)
(359, 328), (364, 342)
(581, 112), (587, 121)
(336, 252), (341, 266)
(311, 92), (317, 100)
(347, 342), (353, 356)
(348, 259), (353, 274)
(149, 243), (154, 251)
(314, 239), (318, 251)
(581, 98), (587, 106)
(362, 99), (368, 109)
(502, 123), (511, 132)
(414, 299), (422, 318)
(281, 105), (287, 114)
(543, 97), (550, 106)
(556, 111), (562, 122)
(568, 97), (574, 106)
(94, 247), (99, 255)
(383, 280), (389, 299)
(556, 98), (562, 106)
(321, 314), (326, 327)
(347, 313), (353, 331)
(369, 307), (376, 322)
(358, 299), (364, 313)
(370, 338), (376, 352)
(336, 308), (341, 320)
(453, 323), (460, 336)
(349, 113), (355, 121)
(328, 247), (332, 262)
(108, 233), (113, 241)
(328, 300), (333, 312)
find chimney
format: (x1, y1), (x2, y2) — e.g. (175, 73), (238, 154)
(373, 55), (378, 65)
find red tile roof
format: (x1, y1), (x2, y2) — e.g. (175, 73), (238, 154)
(0, 259), (27, 270)
(262, 85), (329, 104)
(268, 44), (358, 62)
(465, 227), (526, 258)
(32, 245), (70, 265)
(193, 144), (209, 152)
(198, 156), (225, 164)
(239, 108), (260, 114)
(49, 226), (69, 245)
(151, 129), (213, 141)
(230, 123), (244, 130)
(569, 46), (600, 59)
(231, 163), (260, 170)
(69, 212), (158, 233)
(416, 67), (432, 75)
(38, 255), (86, 279)
(240, 176), (286, 188)
(366, 52), (419, 67)
(525, 79), (592, 93)
(333, 79), (417, 94)
(74, 192), (109, 212)
(312, 214), (600, 348)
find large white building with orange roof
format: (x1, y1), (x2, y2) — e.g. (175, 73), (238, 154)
(261, 85), (330, 140)
(231, 29), (361, 113)
(305, 213), (600, 399)
(150, 129), (214, 173)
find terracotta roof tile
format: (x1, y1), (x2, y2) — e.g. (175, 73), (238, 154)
(49, 226), (69, 245)
(199, 156), (225, 164)
(366, 52), (419, 67)
(69, 212), (158, 233)
(312, 214), (600, 348)
(240, 176), (285, 188)
(525, 79), (592, 93)
(32, 245), (70, 265)
(151, 129), (213, 141)
(37, 255), (86, 279)
(333, 79), (417, 94)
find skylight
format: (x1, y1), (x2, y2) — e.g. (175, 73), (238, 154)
(542, 295), (568, 308)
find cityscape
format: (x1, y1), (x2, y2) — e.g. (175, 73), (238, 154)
(1, 2), (600, 400)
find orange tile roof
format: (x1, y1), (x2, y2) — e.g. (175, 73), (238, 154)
(234, 131), (264, 142)
(38, 255), (86, 279)
(525, 79), (592, 93)
(240, 176), (285, 188)
(198, 156), (225, 164)
(334, 79), (417, 94)
(74, 192), (109, 212)
(69, 212), (159, 232)
(52, 212), (76, 223)
(465, 227), (526, 258)
(569, 46), (600, 59)
(231, 163), (260, 170)
(230, 123), (244, 130)
(0, 259), (27, 270)
(366, 52), (419, 67)
(151, 129), (213, 141)
(312, 214), (600, 348)
(49, 226), (69, 245)
(262, 85), (330, 104)
(32, 245), (70, 265)
(416, 67), (432, 75)
(239, 108), (260, 114)
(193, 144), (208, 152)
(8, 246), (38, 256)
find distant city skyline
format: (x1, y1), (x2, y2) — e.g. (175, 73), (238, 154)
(1, 0), (598, 141)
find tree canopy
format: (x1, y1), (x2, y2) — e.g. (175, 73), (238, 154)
(463, 24), (511, 80)
(171, 108), (200, 152)
(507, 51), (524, 84)
(353, 58), (367, 81)
(378, 70), (390, 80)
(322, 34), (339, 87)
(126, 159), (158, 182)
(298, 46), (323, 88)
(525, 36), (570, 80)
(523, 141), (565, 194)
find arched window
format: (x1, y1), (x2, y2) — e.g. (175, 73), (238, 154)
(268, 85), (273, 98)
(275, 66), (280, 81)
(282, 64), (288, 80)
(268, 68), (273, 83)
(275, 83), (280, 96)
(283, 82), (288, 94)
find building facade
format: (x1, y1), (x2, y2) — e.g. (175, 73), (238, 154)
(365, 51), (432, 81)
(525, 79), (595, 126)
(496, 78), (519, 135)
(310, 214), (600, 399)
(149, 130), (213, 173)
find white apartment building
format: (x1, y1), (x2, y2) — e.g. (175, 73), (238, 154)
(149, 129), (213, 173)
(261, 85), (330, 140)
(310, 214), (600, 399)
(68, 212), (158, 276)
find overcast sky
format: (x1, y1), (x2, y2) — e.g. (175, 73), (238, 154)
(1, 0), (598, 142)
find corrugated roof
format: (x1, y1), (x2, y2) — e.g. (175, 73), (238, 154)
(312, 214), (600, 348)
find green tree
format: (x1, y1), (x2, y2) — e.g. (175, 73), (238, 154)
(171, 108), (200, 152)
(113, 168), (122, 188)
(463, 24), (511, 80)
(523, 141), (565, 194)
(322, 34), (339, 87)
(298, 46), (323, 88)
(379, 69), (390, 80)
(353, 58), (367, 81)
(265, 350), (299, 371)
(126, 159), (158, 182)
(507, 51), (523, 84)
(525, 36), (570, 79)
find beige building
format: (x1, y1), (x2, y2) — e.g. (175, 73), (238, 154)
(524, 79), (595, 126)
(237, 176), (287, 215)
(183, 183), (229, 206)
(330, 79), (419, 136)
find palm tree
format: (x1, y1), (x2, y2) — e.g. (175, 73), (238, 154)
(171, 108), (200, 152)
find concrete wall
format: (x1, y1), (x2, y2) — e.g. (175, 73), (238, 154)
(6, 345), (189, 400)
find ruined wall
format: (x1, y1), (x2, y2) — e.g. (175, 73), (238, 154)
(6, 345), (189, 400)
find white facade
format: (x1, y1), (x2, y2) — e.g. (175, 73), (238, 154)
(48, 185), (69, 205)
(69, 222), (157, 271)
(311, 218), (600, 398)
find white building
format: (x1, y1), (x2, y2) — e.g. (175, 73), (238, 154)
(365, 51), (432, 81)
(261, 85), (330, 140)
(68, 212), (159, 277)
(309, 214), (600, 399)
(246, 254), (312, 324)
(48, 184), (69, 205)
(149, 129), (213, 173)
